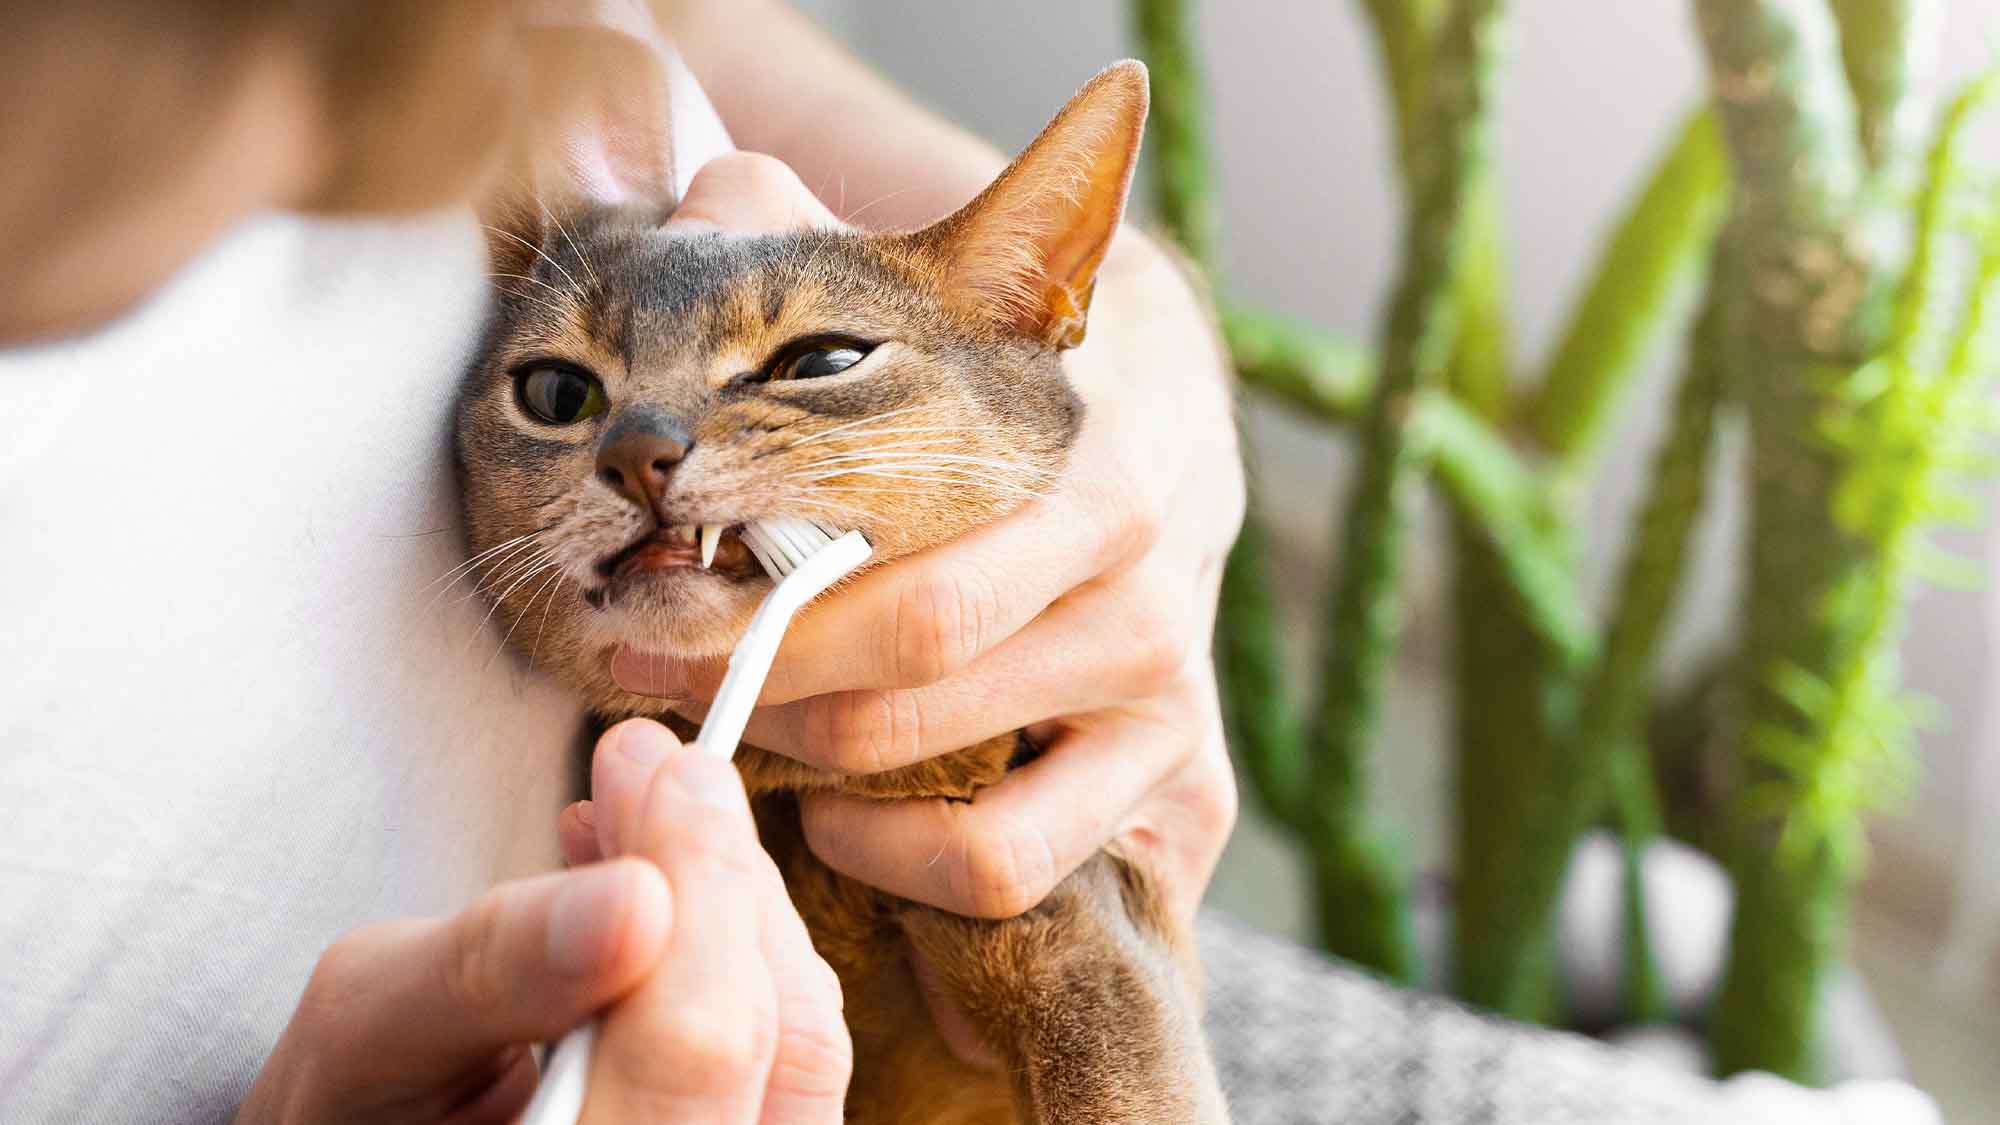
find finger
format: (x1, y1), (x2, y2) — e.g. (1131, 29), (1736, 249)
(798, 698), (1197, 918)
(442, 1045), (542, 1125)
(1102, 573), (1235, 925)
(585, 735), (780, 1123)
(1112, 718), (1238, 927)
(303, 858), (670, 1082)
(559, 801), (602, 866)
(753, 854), (852, 1125)
(717, 565), (1188, 773)
(665, 151), (841, 236)
(592, 715), (848, 1121)
(612, 466), (1150, 704)
(588, 717), (684, 859)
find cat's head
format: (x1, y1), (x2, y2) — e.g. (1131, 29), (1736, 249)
(455, 62), (1147, 710)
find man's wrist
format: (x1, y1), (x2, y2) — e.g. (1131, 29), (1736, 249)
(1095, 226), (1233, 391)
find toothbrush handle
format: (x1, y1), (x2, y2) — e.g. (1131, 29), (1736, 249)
(521, 530), (870, 1121)
(695, 600), (797, 761)
(516, 606), (799, 1125)
(519, 1017), (598, 1125)
(697, 530), (872, 760)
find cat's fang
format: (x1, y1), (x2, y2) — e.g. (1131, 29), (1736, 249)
(699, 523), (722, 569)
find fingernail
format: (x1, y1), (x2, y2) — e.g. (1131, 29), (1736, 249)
(611, 719), (675, 768)
(611, 647), (694, 698)
(670, 752), (742, 809)
(571, 800), (595, 829)
(546, 863), (629, 976)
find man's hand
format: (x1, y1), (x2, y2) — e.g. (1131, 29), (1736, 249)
(605, 152), (1244, 927)
(575, 719), (851, 1123)
(238, 719), (850, 1125)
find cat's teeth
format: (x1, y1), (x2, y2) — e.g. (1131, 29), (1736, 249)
(699, 523), (722, 569)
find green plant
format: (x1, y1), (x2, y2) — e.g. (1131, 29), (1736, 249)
(1135, 0), (2000, 1079)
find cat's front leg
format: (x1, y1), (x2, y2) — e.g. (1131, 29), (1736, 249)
(901, 850), (1230, 1124)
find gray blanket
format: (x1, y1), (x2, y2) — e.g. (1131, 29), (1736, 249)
(1197, 915), (1936, 1124)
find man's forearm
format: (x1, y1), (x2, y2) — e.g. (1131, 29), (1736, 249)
(656, 0), (1005, 229)
(658, 0), (1196, 343)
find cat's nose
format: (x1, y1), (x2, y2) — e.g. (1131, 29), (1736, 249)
(595, 410), (693, 509)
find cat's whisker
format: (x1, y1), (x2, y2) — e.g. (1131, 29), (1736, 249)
(841, 186), (919, 227)
(491, 564), (568, 675)
(793, 451), (1058, 478)
(481, 224), (586, 293)
(483, 494), (571, 518)
(379, 527), (454, 540)
(495, 286), (577, 323)
(758, 432), (971, 462)
(785, 425), (1006, 448)
(783, 439), (983, 463)
(790, 470), (1047, 497)
(792, 431), (965, 448)
(788, 454), (1041, 473)
(788, 455), (1054, 484)
(467, 555), (565, 654)
(807, 484), (1018, 502)
(798, 226), (842, 284)
(424, 531), (537, 595)
(421, 533), (548, 616)
(480, 543), (563, 591)
(536, 195), (602, 290)
(465, 537), (551, 592)
(489, 271), (567, 298)
(458, 546), (557, 614)
(779, 437), (1045, 481)
(528, 570), (571, 668)
(778, 405), (930, 448)
(775, 492), (877, 520)
(784, 494), (877, 520)
(800, 471), (1047, 499)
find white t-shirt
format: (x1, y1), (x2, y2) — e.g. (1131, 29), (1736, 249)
(0, 61), (730, 1125)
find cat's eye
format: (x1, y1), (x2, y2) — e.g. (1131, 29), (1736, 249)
(774, 342), (872, 381)
(517, 366), (608, 425)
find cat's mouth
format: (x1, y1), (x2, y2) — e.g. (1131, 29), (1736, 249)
(599, 523), (762, 584)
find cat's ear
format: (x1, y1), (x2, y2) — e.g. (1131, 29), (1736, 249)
(909, 61), (1149, 350)
(482, 5), (682, 274)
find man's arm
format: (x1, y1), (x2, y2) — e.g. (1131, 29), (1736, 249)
(656, 0), (1005, 229)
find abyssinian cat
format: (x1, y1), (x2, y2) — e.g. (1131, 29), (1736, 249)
(456, 61), (1227, 1123)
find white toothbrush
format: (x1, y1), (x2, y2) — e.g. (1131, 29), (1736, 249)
(521, 518), (872, 1125)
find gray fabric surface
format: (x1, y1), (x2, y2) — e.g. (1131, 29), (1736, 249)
(1198, 914), (1794, 1124)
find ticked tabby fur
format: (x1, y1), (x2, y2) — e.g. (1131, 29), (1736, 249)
(455, 62), (1227, 1123)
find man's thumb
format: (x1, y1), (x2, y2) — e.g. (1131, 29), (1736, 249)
(319, 858), (672, 1072)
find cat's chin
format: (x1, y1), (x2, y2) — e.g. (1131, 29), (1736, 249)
(586, 568), (767, 659)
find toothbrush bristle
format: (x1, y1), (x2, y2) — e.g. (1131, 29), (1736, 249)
(744, 519), (841, 578)
(741, 527), (780, 578)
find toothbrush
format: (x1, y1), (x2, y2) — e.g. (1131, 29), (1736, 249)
(521, 518), (872, 1125)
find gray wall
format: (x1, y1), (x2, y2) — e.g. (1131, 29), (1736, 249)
(807, 1), (2000, 930)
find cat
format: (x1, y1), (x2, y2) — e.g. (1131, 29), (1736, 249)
(456, 61), (1228, 1123)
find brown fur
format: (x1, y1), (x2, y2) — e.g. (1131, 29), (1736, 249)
(455, 62), (1226, 1122)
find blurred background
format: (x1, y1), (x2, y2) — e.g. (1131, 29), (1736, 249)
(803, 0), (1998, 1117)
